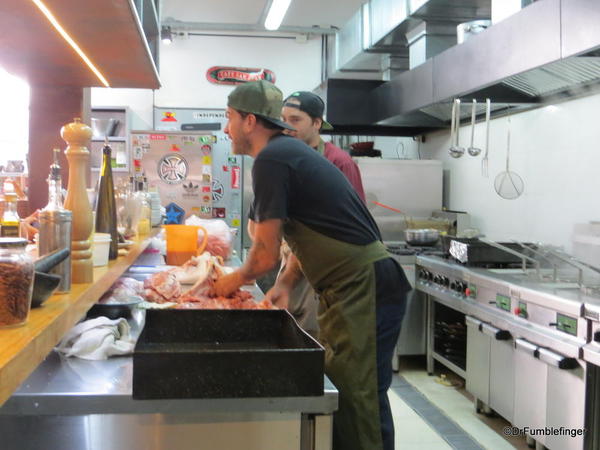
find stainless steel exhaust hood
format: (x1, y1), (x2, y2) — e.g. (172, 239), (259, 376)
(324, 0), (600, 136)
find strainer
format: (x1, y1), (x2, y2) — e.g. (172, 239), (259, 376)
(494, 116), (524, 200)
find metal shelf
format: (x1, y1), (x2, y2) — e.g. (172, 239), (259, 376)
(432, 351), (467, 379)
(91, 137), (127, 142)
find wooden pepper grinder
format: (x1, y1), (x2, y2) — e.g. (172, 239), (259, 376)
(61, 118), (94, 283)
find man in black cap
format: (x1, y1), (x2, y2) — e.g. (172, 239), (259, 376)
(215, 80), (409, 450)
(277, 91), (366, 338)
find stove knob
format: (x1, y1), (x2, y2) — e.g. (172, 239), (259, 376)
(442, 277), (450, 287)
(594, 331), (600, 343)
(450, 281), (457, 290)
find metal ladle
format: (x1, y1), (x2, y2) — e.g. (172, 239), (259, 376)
(449, 99), (465, 158)
(494, 116), (524, 200)
(481, 98), (491, 177)
(467, 99), (481, 156)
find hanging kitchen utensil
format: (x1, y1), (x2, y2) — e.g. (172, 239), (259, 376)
(494, 116), (524, 200)
(449, 99), (465, 158)
(467, 99), (481, 156)
(481, 99), (491, 177)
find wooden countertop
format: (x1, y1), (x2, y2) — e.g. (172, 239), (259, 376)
(0, 234), (154, 407)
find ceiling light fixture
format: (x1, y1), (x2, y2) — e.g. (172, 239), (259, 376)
(30, 0), (110, 87)
(264, 0), (292, 31)
(161, 26), (173, 45)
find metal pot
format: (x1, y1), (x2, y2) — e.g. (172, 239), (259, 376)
(405, 228), (440, 246)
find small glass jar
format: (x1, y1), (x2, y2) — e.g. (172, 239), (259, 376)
(0, 237), (34, 328)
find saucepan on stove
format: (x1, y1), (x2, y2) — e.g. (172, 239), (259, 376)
(404, 228), (440, 246)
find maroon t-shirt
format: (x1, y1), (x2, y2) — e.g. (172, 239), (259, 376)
(322, 141), (366, 202)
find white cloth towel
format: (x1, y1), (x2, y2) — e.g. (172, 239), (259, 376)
(55, 316), (135, 360)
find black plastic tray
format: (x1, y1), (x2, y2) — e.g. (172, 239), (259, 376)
(133, 309), (324, 400)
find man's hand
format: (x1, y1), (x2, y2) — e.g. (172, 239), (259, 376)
(264, 284), (292, 310)
(213, 271), (246, 297)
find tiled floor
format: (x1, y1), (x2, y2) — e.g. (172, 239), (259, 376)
(391, 357), (530, 450)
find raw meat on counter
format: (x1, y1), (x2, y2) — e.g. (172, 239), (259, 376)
(142, 252), (275, 310)
(99, 277), (144, 304)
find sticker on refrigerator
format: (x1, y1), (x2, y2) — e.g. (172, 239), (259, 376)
(165, 202), (185, 224)
(161, 112), (177, 122)
(212, 179), (225, 202)
(151, 134), (167, 140)
(201, 144), (212, 154)
(169, 144), (181, 152)
(199, 135), (216, 144)
(158, 154), (188, 185)
(202, 156), (212, 165)
(213, 207), (226, 218)
(182, 181), (200, 198)
(231, 166), (240, 189)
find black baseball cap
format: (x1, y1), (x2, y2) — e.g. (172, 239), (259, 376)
(283, 91), (333, 130)
(228, 80), (295, 130)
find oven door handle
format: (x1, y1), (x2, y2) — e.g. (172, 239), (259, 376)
(481, 323), (512, 340)
(465, 315), (483, 328)
(537, 347), (579, 370)
(515, 338), (538, 356)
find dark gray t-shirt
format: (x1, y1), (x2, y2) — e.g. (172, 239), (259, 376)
(248, 135), (381, 245)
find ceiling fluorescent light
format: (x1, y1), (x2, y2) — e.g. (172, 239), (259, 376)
(161, 26), (173, 45)
(30, 0), (110, 87)
(264, 0), (292, 31)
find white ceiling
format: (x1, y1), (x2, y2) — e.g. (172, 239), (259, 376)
(161, 0), (365, 29)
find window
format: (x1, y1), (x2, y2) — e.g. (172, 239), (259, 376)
(0, 67), (29, 173)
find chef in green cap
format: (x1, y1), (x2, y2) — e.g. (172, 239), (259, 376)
(214, 80), (410, 450)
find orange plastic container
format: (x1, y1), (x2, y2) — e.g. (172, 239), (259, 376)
(163, 225), (208, 266)
(164, 225), (197, 266)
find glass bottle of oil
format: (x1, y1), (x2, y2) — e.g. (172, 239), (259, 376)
(1, 192), (21, 237)
(135, 178), (151, 236)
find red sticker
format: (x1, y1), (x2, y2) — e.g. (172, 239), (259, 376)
(150, 134), (166, 140)
(231, 166), (240, 189)
(222, 165), (229, 172)
(161, 112), (177, 122)
(202, 186), (211, 193)
(213, 207), (226, 218)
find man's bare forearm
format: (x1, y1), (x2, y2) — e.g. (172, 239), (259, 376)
(239, 237), (279, 282)
(277, 252), (304, 289)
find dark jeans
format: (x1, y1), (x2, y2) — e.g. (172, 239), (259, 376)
(374, 258), (409, 450)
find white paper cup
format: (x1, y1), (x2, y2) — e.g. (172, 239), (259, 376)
(93, 233), (111, 267)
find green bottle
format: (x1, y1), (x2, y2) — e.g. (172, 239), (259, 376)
(95, 140), (118, 259)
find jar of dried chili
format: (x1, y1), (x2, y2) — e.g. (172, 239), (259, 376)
(0, 238), (34, 327)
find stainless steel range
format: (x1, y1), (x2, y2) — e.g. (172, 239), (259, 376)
(415, 240), (600, 450)
(385, 242), (445, 370)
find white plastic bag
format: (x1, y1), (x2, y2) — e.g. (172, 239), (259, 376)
(185, 215), (233, 260)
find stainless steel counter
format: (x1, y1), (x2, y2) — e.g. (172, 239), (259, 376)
(0, 306), (337, 417)
(0, 257), (337, 450)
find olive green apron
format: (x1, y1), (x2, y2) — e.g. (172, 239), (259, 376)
(283, 219), (390, 450)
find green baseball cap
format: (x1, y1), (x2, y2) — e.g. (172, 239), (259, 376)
(227, 80), (295, 130)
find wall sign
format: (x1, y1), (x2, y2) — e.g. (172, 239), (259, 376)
(206, 66), (276, 85)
